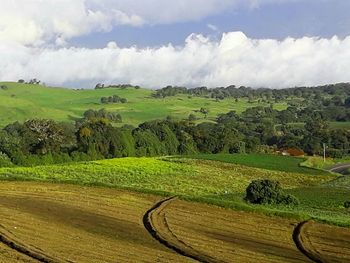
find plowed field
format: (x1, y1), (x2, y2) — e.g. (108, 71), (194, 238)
(0, 182), (189, 263)
(0, 182), (349, 262)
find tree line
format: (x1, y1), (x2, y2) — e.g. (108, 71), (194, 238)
(0, 103), (349, 167)
(95, 83), (140, 90)
(100, 95), (127, 104)
(154, 83), (350, 102)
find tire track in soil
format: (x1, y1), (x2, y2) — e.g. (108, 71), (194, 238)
(143, 197), (224, 263)
(292, 221), (322, 263)
(0, 224), (73, 263)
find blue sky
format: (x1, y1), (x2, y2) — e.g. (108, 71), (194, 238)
(0, 0), (349, 89)
(70, 0), (350, 48)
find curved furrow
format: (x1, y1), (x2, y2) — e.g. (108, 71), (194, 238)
(143, 197), (223, 263)
(0, 224), (73, 263)
(294, 220), (350, 263)
(292, 221), (322, 263)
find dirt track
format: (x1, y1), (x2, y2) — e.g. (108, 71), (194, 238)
(328, 163), (350, 174)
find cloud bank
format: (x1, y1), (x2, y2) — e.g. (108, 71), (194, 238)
(0, 0), (300, 45)
(1, 32), (349, 89)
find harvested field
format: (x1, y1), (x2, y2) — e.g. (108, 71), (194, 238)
(0, 242), (35, 263)
(0, 182), (190, 263)
(161, 199), (311, 263)
(297, 221), (350, 263)
(156, 199), (350, 263)
(144, 197), (217, 263)
(0, 181), (349, 263)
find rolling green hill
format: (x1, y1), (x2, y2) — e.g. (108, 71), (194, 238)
(0, 82), (288, 127)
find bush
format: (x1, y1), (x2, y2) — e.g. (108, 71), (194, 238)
(344, 201), (350, 209)
(188, 114), (197, 121)
(327, 148), (345, 159)
(278, 194), (300, 206)
(344, 168), (350, 176)
(0, 152), (14, 167)
(245, 179), (299, 206)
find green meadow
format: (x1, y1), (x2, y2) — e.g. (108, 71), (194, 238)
(0, 82), (287, 127)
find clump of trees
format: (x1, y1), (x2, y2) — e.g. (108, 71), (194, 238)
(82, 109), (122, 123)
(28, 79), (41, 85)
(18, 79), (42, 85)
(0, 152), (13, 167)
(95, 83), (140, 90)
(245, 180), (299, 206)
(199, 108), (209, 118)
(154, 86), (187, 98)
(188, 114), (197, 121)
(100, 95), (127, 104)
(153, 83), (350, 102)
(344, 201), (350, 209)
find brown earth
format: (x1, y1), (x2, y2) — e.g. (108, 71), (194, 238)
(0, 242), (36, 263)
(297, 221), (350, 263)
(0, 182), (190, 263)
(158, 198), (312, 263)
(0, 182), (349, 263)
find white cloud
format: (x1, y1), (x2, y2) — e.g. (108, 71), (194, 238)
(0, 0), (144, 45)
(1, 32), (349, 89)
(0, 0), (300, 45)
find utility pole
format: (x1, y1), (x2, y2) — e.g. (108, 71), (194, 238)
(323, 143), (326, 163)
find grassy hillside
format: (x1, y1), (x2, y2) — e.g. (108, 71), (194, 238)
(1, 156), (349, 226)
(0, 82), (287, 127)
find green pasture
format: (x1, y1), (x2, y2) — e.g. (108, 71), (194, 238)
(0, 82), (287, 127)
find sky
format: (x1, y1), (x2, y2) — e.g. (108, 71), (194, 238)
(0, 0), (349, 89)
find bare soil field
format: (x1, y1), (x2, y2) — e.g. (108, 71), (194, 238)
(155, 198), (350, 263)
(297, 221), (350, 263)
(0, 182), (189, 263)
(0, 243), (35, 263)
(0, 182), (349, 262)
(161, 199), (312, 263)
